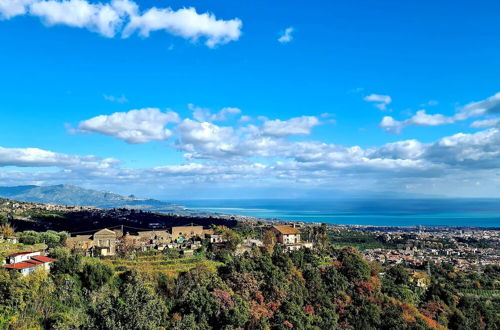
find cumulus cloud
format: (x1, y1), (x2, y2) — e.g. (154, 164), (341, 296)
(278, 27), (293, 43)
(380, 92), (500, 133)
(0, 0), (242, 47)
(381, 110), (455, 133)
(189, 104), (241, 122)
(364, 93), (392, 111)
(77, 108), (180, 143)
(0, 146), (117, 168)
(123, 6), (242, 48)
(0, 0), (35, 19)
(261, 116), (320, 137)
(470, 118), (500, 128)
(30, 0), (122, 37)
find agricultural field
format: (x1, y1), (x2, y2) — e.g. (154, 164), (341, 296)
(101, 253), (224, 277)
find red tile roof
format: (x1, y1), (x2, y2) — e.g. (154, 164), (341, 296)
(2, 255), (54, 271)
(25, 259), (43, 265)
(31, 255), (53, 263)
(3, 262), (36, 270)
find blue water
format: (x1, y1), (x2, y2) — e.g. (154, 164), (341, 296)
(177, 199), (500, 228)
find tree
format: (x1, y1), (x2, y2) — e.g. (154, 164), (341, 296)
(214, 226), (242, 253)
(263, 230), (277, 253)
(50, 254), (82, 276)
(90, 270), (167, 329)
(80, 259), (113, 291)
(335, 248), (371, 283)
(0, 214), (7, 226)
(0, 223), (15, 238)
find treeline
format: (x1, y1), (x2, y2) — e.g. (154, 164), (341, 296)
(1, 241), (498, 329)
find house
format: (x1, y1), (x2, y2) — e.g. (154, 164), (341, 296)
(2, 251), (54, 276)
(136, 230), (171, 250)
(93, 228), (116, 256)
(6, 236), (19, 244)
(171, 226), (204, 243)
(5, 251), (42, 264)
(66, 235), (95, 253)
(65, 228), (117, 256)
(207, 234), (225, 244)
(271, 225), (301, 244)
(270, 225), (306, 251)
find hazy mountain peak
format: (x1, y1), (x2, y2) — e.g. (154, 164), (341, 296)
(0, 184), (168, 209)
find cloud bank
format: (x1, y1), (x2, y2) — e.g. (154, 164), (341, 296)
(4, 93), (500, 198)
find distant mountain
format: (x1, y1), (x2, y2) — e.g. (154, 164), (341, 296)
(0, 184), (179, 210)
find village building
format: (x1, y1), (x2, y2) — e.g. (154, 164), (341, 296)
(66, 235), (95, 253)
(65, 228), (117, 256)
(134, 230), (171, 250)
(270, 225), (312, 251)
(93, 228), (116, 256)
(171, 225), (204, 243)
(2, 251), (54, 276)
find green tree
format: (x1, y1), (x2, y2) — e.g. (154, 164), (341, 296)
(80, 259), (113, 291)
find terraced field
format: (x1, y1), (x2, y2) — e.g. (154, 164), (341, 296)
(102, 254), (224, 277)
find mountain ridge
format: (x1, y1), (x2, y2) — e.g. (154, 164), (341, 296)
(0, 184), (174, 210)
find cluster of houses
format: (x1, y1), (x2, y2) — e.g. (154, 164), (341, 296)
(2, 251), (54, 276)
(64, 224), (313, 256)
(65, 225), (219, 256)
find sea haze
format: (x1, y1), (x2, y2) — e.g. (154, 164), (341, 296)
(177, 198), (500, 228)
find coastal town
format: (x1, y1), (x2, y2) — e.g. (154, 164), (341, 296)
(2, 201), (498, 275)
(0, 197), (499, 329)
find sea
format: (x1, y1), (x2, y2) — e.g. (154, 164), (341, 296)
(178, 198), (500, 228)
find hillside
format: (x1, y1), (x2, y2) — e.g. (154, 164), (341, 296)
(0, 184), (189, 212)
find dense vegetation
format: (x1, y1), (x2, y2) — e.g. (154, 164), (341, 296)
(0, 232), (498, 329)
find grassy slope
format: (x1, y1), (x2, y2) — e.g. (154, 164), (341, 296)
(101, 254), (224, 277)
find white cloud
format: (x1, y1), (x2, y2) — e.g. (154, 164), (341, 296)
(456, 92), (500, 119)
(175, 119), (237, 158)
(0, 0), (35, 19)
(239, 115), (252, 123)
(278, 27), (293, 43)
(77, 108), (180, 143)
(380, 110), (455, 133)
(0, 146), (116, 168)
(0, 0), (242, 47)
(470, 118), (500, 128)
(103, 93), (128, 103)
(189, 104), (241, 122)
(261, 116), (320, 137)
(364, 93), (392, 110)
(123, 6), (242, 48)
(380, 92), (500, 133)
(30, 0), (122, 37)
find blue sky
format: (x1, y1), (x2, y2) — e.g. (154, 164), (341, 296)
(1, 0), (500, 199)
